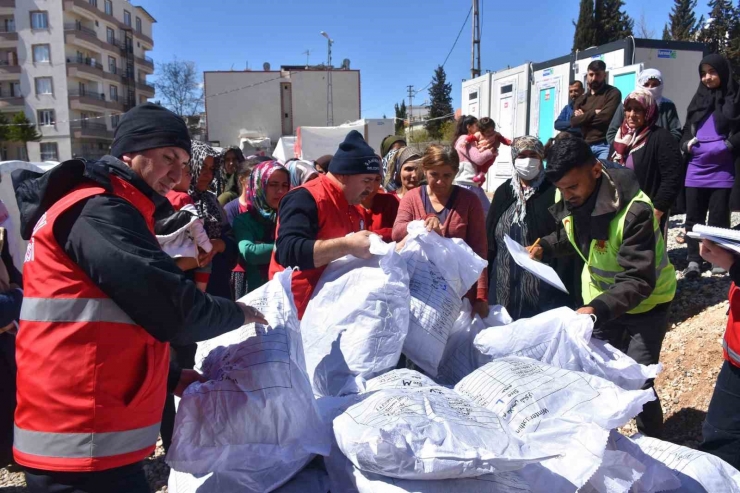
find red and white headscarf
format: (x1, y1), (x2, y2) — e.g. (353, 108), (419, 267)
(611, 88), (659, 165)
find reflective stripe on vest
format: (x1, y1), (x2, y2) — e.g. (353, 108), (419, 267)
(562, 190), (676, 314)
(20, 298), (135, 324)
(14, 423), (160, 459)
(723, 338), (740, 367)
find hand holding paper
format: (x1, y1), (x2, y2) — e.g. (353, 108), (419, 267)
(504, 235), (568, 294)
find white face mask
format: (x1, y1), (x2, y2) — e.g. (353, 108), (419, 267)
(514, 157), (542, 180)
(644, 84), (663, 102)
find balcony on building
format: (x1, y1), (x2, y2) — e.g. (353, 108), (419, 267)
(72, 143), (110, 161)
(66, 54), (104, 81)
(0, 95), (23, 113)
(68, 89), (108, 111)
(64, 21), (103, 52)
(62, 0), (102, 23)
(105, 92), (126, 112)
(0, 17), (16, 48)
(0, 60), (20, 78)
(0, 0), (14, 17)
(136, 77), (154, 95)
(70, 120), (113, 140)
(136, 55), (154, 72)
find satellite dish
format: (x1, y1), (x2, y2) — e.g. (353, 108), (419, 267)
(342, 58), (350, 69)
(263, 62), (271, 71)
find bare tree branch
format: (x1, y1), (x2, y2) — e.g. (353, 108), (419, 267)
(637, 10), (656, 39)
(154, 57), (203, 117)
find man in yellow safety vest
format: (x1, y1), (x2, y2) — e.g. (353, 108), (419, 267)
(529, 137), (676, 438)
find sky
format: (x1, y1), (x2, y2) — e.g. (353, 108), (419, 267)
(144, 0), (711, 120)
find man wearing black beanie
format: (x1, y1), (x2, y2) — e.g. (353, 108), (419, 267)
(11, 103), (266, 493)
(269, 130), (381, 318)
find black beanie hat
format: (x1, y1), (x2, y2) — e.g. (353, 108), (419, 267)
(329, 130), (381, 175)
(110, 103), (192, 159)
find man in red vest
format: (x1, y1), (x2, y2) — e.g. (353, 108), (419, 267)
(269, 130), (380, 318)
(698, 238), (740, 469)
(12, 103), (266, 493)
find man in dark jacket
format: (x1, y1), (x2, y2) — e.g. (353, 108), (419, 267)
(554, 80), (585, 136)
(571, 60), (622, 159)
(529, 137), (676, 438)
(12, 103), (266, 493)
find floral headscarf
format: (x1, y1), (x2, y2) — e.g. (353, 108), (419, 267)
(247, 160), (290, 225)
(509, 136), (546, 225)
(611, 88), (658, 165)
(284, 160), (318, 187)
(188, 141), (226, 238)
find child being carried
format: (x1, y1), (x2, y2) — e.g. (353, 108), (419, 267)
(465, 117), (512, 186)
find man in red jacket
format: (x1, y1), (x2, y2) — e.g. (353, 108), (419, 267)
(269, 130), (380, 318)
(13, 103), (266, 493)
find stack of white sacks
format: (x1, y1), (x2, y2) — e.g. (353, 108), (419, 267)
(166, 221), (740, 493)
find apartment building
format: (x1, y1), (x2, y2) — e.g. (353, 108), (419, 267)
(0, 0), (155, 162)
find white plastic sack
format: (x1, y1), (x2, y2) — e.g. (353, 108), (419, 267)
(437, 299), (512, 386)
(399, 221), (487, 376)
(363, 368), (438, 392)
(334, 370), (553, 480)
(168, 466), (329, 493)
(631, 434), (740, 492)
(166, 270), (330, 492)
(352, 468), (533, 493)
(474, 307), (661, 391)
(455, 357), (656, 490)
(302, 235), (410, 396)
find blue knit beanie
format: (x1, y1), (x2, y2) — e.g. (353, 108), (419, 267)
(329, 130), (381, 175)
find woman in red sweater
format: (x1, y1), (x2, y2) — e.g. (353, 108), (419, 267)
(392, 144), (489, 318)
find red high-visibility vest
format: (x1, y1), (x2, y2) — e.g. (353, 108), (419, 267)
(724, 283), (740, 368)
(14, 175), (169, 472)
(269, 175), (364, 318)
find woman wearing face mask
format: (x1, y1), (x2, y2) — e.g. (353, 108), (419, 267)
(681, 54), (740, 279)
(393, 145), (489, 318)
(486, 137), (575, 319)
(233, 161), (291, 294)
(609, 88), (682, 235)
(607, 69), (683, 144)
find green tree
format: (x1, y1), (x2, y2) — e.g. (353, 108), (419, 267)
(662, 23), (672, 39)
(425, 66), (453, 140)
(394, 100), (407, 135)
(595, 0), (634, 45)
(8, 112), (40, 160)
(0, 113), (10, 144)
(666, 0), (704, 40)
(699, 0), (734, 55)
(727, 1), (740, 76)
(573, 0), (597, 50)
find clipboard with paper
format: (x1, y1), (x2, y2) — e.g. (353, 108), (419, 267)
(503, 234), (569, 294)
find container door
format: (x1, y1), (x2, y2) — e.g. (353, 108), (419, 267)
(609, 63), (644, 100)
(538, 86), (557, 143)
(489, 79), (517, 192)
(466, 85), (481, 117)
(281, 82), (293, 136)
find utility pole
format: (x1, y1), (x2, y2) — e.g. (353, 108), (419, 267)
(302, 50), (310, 68)
(320, 31), (334, 126)
(471, 0), (481, 79)
(407, 85), (414, 139)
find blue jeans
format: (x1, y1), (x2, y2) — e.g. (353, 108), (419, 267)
(590, 142), (610, 160)
(701, 360), (740, 469)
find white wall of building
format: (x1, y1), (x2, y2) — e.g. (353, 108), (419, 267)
(574, 49), (626, 85)
(205, 69), (361, 147)
(461, 73), (492, 119)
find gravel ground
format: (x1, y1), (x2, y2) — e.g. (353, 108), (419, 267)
(2, 214), (737, 492)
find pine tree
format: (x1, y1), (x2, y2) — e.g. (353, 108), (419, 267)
(667, 0), (704, 40)
(662, 24), (672, 39)
(573, 0), (597, 50)
(394, 100), (407, 135)
(699, 0), (734, 54)
(595, 0), (634, 45)
(426, 66), (453, 140)
(726, 1), (740, 76)
(8, 112), (40, 160)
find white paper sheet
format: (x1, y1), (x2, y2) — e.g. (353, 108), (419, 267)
(503, 235), (568, 293)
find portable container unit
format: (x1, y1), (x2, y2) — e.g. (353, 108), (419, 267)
(529, 54), (573, 145)
(461, 73), (493, 119)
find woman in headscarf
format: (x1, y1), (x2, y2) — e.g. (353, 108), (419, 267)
(607, 68), (683, 144)
(215, 146), (246, 206)
(609, 88), (681, 235)
(486, 136), (575, 319)
(383, 146), (422, 196)
(233, 161), (291, 294)
(285, 159), (319, 187)
(681, 54), (740, 278)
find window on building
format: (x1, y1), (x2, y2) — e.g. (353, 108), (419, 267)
(109, 85), (118, 101)
(38, 110), (55, 126)
(123, 10), (131, 27)
(136, 17), (142, 33)
(111, 114), (120, 128)
(104, 0), (112, 15)
(106, 27), (115, 45)
(11, 82), (21, 97)
(40, 142), (59, 161)
(89, 0), (98, 7)
(32, 44), (50, 63)
(108, 56), (117, 74)
(30, 11), (49, 30)
(78, 82), (86, 96)
(35, 77), (53, 95)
